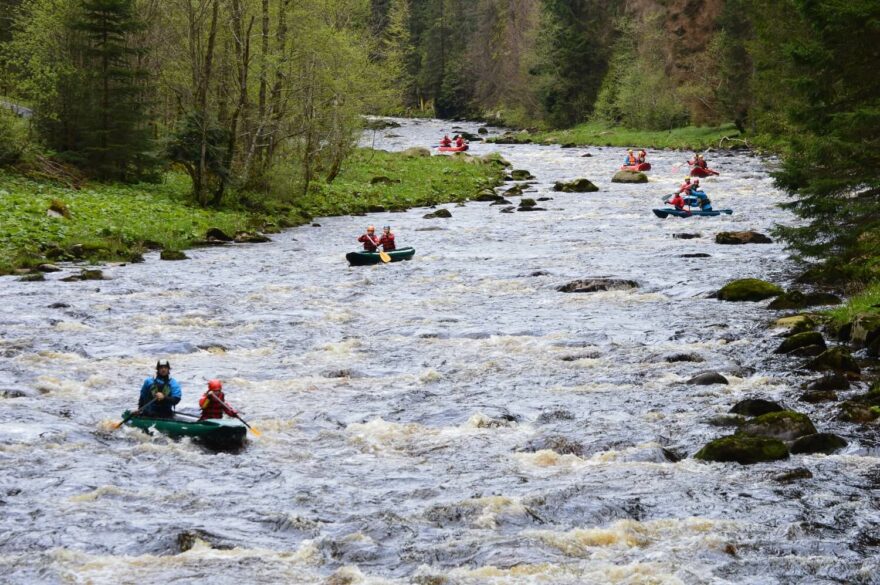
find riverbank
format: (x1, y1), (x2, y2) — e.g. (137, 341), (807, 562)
(487, 121), (755, 151)
(0, 148), (506, 275)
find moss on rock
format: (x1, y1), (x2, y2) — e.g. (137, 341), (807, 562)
(736, 410), (817, 441)
(774, 331), (826, 354)
(807, 347), (860, 377)
(695, 434), (789, 465)
(717, 279), (783, 302)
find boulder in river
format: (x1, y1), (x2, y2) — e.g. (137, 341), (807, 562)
(715, 231), (773, 245)
(205, 227), (233, 242)
(521, 435), (585, 456)
(234, 232), (271, 243)
(473, 190), (503, 202)
(557, 278), (639, 293)
(687, 372), (729, 385)
(736, 410), (817, 441)
(789, 433), (847, 455)
(695, 434), (789, 465)
(519, 198), (536, 208)
(772, 314), (817, 336)
(664, 353), (704, 363)
(730, 398), (784, 417)
(510, 169), (534, 180)
(611, 170), (648, 183)
(773, 468), (813, 483)
(160, 250), (188, 261)
(716, 278), (783, 302)
(490, 198), (512, 206)
(18, 273), (45, 282)
(36, 263), (61, 273)
(504, 184), (525, 197)
(553, 178), (599, 192)
(477, 127), (488, 135)
(423, 209), (452, 219)
(774, 331), (826, 354)
(837, 401), (880, 423)
(798, 390), (838, 403)
(705, 414), (746, 427)
(804, 374), (850, 392)
(768, 291), (842, 310)
(806, 347), (860, 377)
(673, 233), (701, 239)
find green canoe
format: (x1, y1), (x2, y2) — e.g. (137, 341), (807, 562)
(346, 246), (416, 266)
(122, 411), (247, 448)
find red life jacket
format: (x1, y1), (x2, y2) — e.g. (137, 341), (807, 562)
(358, 234), (380, 251)
(199, 391), (236, 420)
(455, 138), (464, 147)
(379, 233), (396, 251)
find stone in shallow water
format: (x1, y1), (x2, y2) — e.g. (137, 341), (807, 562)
(730, 398), (784, 417)
(557, 278), (639, 293)
(687, 372), (728, 385)
(789, 433), (847, 455)
(695, 434), (789, 465)
(773, 467), (813, 483)
(736, 411), (817, 441)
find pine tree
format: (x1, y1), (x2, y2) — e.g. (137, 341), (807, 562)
(769, 0), (880, 283)
(70, 0), (157, 181)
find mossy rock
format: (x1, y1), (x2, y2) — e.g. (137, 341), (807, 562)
(79, 269), (105, 280)
(402, 147), (431, 157)
(798, 390), (838, 403)
(423, 209), (452, 219)
(803, 374), (850, 392)
(768, 291), (842, 310)
(611, 170), (648, 184)
(729, 398), (784, 417)
(504, 184), (525, 196)
(695, 434), (789, 465)
(510, 169), (534, 180)
(705, 414), (746, 427)
(773, 468), (813, 483)
(715, 231), (772, 245)
(553, 178), (599, 193)
(789, 433), (847, 455)
(806, 347), (860, 377)
(18, 272), (45, 282)
(473, 190), (503, 202)
(774, 331), (826, 354)
(519, 198), (537, 208)
(160, 250), (188, 261)
(848, 313), (880, 348)
(736, 410), (817, 441)
(772, 314), (817, 336)
(837, 401), (880, 423)
(716, 278), (783, 302)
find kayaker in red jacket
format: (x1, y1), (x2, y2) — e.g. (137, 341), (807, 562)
(689, 154), (708, 169)
(358, 226), (380, 251)
(454, 135), (465, 148)
(637, 149), (647, 163)
(676, 176), (692, 195)
(379, 226), (396, 252)
(199, 379), (237, 420)
(440, 134), (452, 147)
(666, 192), (689, 212)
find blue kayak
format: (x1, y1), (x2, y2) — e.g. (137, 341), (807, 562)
(653, 208), (733, 218)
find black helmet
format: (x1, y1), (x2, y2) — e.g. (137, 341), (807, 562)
(156, 359), (171, 370)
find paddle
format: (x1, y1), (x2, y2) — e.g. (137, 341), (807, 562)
(113, 397), (157, 430)
(206, 391), (261, 436)
(378, 249), (391, 263)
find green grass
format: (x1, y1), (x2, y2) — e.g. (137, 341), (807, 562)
(826, 282), (880, 326)
(490, 121), (745, 151)
(0, 148), (505, 274)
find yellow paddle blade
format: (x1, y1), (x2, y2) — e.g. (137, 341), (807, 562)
(248, 426), (261, 436)
(378, 250), (391, 263)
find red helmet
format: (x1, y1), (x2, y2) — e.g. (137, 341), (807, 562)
(207, 379), (222, 391)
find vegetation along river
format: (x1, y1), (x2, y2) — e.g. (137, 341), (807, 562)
(1, 118), (878, 584)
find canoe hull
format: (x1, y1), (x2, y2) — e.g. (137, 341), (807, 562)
(437, 145), (469, 152)
(346, 246), (416, 266)
(123, 411), (246, 448)
(621, 163), (651, 171)
(653, 208), (732, 218)
(690, 167), (719, 177)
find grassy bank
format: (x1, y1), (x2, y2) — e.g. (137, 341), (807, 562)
(825, 282), (880, 327)
(489, 121), (747, 151)
(0, 148), (505, 275)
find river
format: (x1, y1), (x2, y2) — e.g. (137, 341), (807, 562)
(1, 118), (877, 584)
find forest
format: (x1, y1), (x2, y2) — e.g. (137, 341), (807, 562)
(0, 0), (878, 283)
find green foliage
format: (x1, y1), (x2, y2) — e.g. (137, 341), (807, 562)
(165, 112), (230, 205)
(0, 107), (29, 165)
(502, 121), (740, 150)
(825, 283), (880, 327)
(766, 0), (880, 282)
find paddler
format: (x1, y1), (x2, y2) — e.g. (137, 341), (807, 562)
(357, 225), (381, 252)
(198, 379), (238, 420)
(454, 135), (465, 148)
(624, 149), (638, 166)
(689, 178), (712, 210)
(637, 149), (647, 164)
(676, 175), (692, 196)
(440, 134), (452, 147)
(689, 153), (708, 169)
(378, 225), (396, 252)
(665, 191), (690, 213)
(138, 359), (182, 418)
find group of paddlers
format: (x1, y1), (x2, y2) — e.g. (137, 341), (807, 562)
(439, 134), (467, 148)
(624, 149), (648, 166)
(666, 176), (712, 212)
(357, 225), (396, 252)
(136, 360), (238, 420)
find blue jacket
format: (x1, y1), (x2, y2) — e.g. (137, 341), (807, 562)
(139, 376), (182, 418)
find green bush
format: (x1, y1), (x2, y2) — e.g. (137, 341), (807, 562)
(0, 108), (29, 166)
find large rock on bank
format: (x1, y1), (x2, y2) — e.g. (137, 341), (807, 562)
(611, 170), (648, 183)
(768, 291), (842, 310)
(716, 278), (783, 302)
(695, 434), (789, 465)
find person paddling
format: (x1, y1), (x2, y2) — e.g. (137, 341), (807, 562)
(637, 149), (647, 164)
(379, 225), (396, 252)
(624, 149), (638, 166)
(665, 191), (690, 213)
(676, 176), (692, 196)
(689, 178), (713, 210)
(440, 134), (452, 147)
(138, 359), (181, 418)
(454, 135), (465, 148)
(199, 379), (238, 420)
(358, 225), (381, 252)
(689, 153), (708, 169)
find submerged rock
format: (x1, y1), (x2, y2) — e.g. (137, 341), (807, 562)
(687, 372), (729, 385)
(837, 401), (880, 423)
(557, 278), (639, 293)
(611, 170), (648, 183)
(804, 374), (850, 392)
(773, 467), (813, 483)
(798, 390), (838, 403)
(504, 184), (525, 196)
(730, 398), (784, 417)
(768, 291), (842, 310)
(521, 436), (584, 456)
(705, 414), (746, 427)
(553, 178), (599, 192)
(716, 278), (783, 302)
(664, 353), (704, 363)
(423, 209), (452, 219)
(774, 331), (826, 354)
(737, 410), (817, 441)
(510, 169), (534, 180)
(715, 231), (773, 245)
(18, 273), (45, 282)
(695, 434), (789, 465)
(673, 233), (701, 239)
(789, 433), (847, 455)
